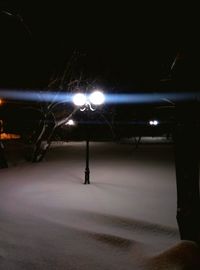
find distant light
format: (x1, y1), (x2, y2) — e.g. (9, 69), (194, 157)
(0, 133), (20, 140)
(89, 91), (105, 105)
(72, 93), (86, 106)
(0, 99), (3, 106)
(149, 120), (159, 126)
(65, 119), (75, 126)
(153, 120), (159, 126)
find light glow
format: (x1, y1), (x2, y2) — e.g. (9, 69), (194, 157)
(0, 133), (20, 140)
(149, 120), (159, 126)
(65, 119), (75, 126)
(89, 91), (105, 105)
(153, 120), (159, 126)
(0, 89), (198, 104)
(72, 93), (86, 106)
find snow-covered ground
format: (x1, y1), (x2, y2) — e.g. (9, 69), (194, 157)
(0, 141), (200, 269)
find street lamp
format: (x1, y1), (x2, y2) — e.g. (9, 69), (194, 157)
(149, 120), (159, 126)
(73, 90), (105, 110)
(89, 91), (105, 106)
(65, 119), (76, 126)
(72, 93), (87, 107)
(72, 90), (105, 184)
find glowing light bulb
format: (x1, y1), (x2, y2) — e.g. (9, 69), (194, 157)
(89, 91), (105, 105)
(72, 93), (86, 106)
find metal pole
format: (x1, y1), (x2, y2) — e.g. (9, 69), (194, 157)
(84, 138), (90, 184)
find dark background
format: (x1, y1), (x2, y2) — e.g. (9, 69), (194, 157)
(0, 1), (189, 91)
(0, 2), (199, 154)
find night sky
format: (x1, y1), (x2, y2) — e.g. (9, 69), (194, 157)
(0, 2), (188, 91)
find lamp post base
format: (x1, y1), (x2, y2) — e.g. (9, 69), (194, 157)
(84, 168), (90, 184)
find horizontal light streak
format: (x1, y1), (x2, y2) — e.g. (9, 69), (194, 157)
(0, 89), (199, 104)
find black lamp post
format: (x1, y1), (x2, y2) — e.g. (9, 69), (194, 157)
(85, 138), (90, 184)
(72, 90), (105, 184)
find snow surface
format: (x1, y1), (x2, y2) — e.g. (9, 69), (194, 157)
(0, 141), (199, 269)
